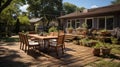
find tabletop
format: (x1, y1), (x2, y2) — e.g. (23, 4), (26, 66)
(28, 34), (58, 40)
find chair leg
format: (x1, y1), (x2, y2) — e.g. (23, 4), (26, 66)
(20, 42), (22, 49)
(48, 45), (50, 54)
(62, 46), (64, 54)
(55, 47), (58, 56)
(22, 44), (24, 50)
(27, 46), (30, 54)
(25, 45), (27, 52)
(63, 44), (65, 49)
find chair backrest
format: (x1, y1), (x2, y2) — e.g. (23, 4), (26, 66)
(58, 30), (64, 35)
(57, 35), (65, 45)
(19, 32), (22, 43)
(19, 32), (25, 44)
(22, 34), (29, 46)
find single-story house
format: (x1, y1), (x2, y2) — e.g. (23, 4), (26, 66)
(58, 4), (120, 30)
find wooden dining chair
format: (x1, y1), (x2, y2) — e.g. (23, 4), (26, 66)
(19, 32), (24, 50)
(48, 34), (65, 56)
(49, 31), (64, 44)
(23, 34), (40, 53)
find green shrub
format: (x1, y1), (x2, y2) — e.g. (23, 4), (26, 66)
(111, 37), (118, 44)
(93, 43), (101, 48)
(82, 22), (88, 28)
(48, 26), (57, 33)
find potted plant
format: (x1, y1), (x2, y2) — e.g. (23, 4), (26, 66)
(88, 40), (97, 47)
(48, 26), (57, 33)
(80, 37), (89, 46)
(93, 43), (101, 56)
(99, 29), (110, 36)
(101, 43), (112, 56)
(82, 22), (88, 29)
(66, 27), (73, 33)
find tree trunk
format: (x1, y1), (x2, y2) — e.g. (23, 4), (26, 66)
(0, 0), (12, 13)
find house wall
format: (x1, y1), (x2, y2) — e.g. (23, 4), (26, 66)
(62, 14), (120, 30)
(65, 18), (85, 28)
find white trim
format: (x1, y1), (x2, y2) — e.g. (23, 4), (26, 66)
(105, 16), (107, 30)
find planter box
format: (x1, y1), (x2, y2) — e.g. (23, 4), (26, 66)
(93, 48), (100, 56)
(102, 48), (111, 55)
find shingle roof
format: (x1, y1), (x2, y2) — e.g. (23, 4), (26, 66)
(58, 4), (120, 19)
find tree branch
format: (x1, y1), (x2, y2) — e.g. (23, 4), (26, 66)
(0, 0), (12, 13)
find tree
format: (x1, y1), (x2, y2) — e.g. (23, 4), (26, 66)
(0, 0), (27, 36)
(14, 13), (30, 33)
(111, 0), (120, 4)
(0, 0), (25, 13)
(27, 0), (62, 19)
(0, 0), (12, 13)
(63, 2), (85, 14)
(27, 0), (63, 31)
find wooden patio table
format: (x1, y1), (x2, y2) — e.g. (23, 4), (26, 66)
(28, 34), (58, 48)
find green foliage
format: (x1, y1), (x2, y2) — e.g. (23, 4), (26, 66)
(48, 26), (58, 33)
(99, 29), (107, 32)
(0, 37), (19, 42)
(63, 2), (85, 14)
(111, 0), (120, 4)
(111, 45), (120, 54)
(63, 2), (77, 14)
(102, 43), (112, 48)
(18, 15), (30, 25)
(0, 0), (26, 25)
(27, 0), (62, 19)
(27, 0), (62, 32)
(111, 37), (118, 44)
(91, 61), (120, 67)
(93, 43), (101, 48)
(82, 22), (88, 28)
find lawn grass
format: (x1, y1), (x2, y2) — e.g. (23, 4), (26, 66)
(111, 44), (120, 55)
(89, 60), (120, 67)
(0, 37), (19, 42)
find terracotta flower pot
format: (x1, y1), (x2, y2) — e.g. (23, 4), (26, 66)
(68, 29), (73, 33)
(93, 48), (100, 56)
(102, 48), (111, 55)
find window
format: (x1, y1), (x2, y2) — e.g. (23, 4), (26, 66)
(106, 17), (113, 30)
(76, 19), (80, 28)
(76, 23), (80, 28)
(72, 20), (75, 29)
(98, 17), (105, 29)
(86, 19), (93, 29)
(67, 20), (71, 28)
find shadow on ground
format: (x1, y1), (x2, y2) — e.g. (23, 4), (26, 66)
(0, 47), (31, 67)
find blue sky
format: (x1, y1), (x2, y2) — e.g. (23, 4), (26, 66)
(63, 0), (114, 8)
(20, 0), (114, 12)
